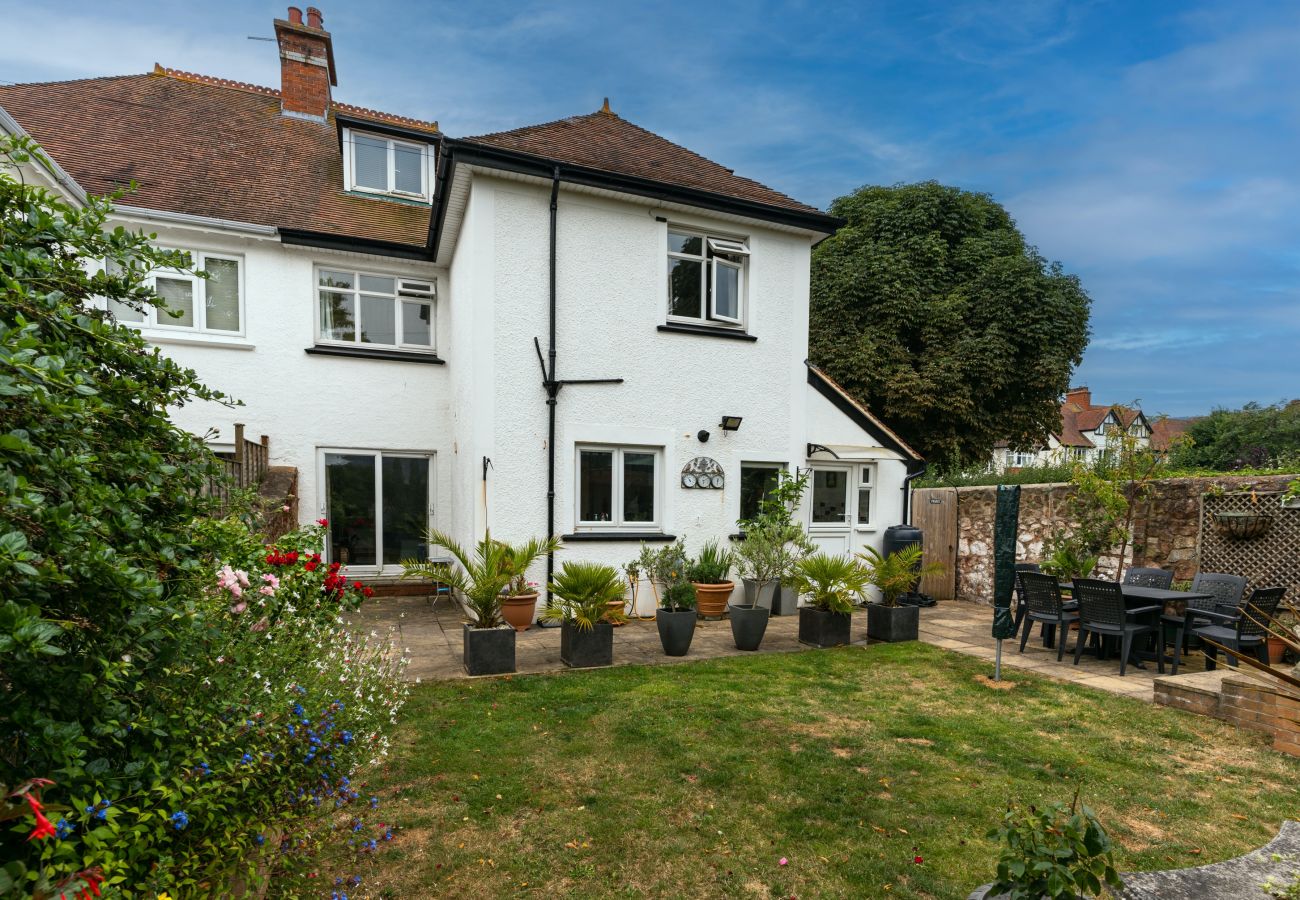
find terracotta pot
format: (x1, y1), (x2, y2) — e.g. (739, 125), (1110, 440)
(693, 581), (734, 618)
(604, 598), (627, 626)
(1268, 636), (1288, 664)
(500, 592), (538, 632)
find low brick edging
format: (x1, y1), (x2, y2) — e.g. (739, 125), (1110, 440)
(1155, 671), (1300, 757)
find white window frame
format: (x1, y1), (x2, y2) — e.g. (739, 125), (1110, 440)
(315, 267), (437, 352)
(739, 461), (788, 523)
(317, 449), (436, 576)
(855, 464), (876, 528)
(1008, 450), (1034, 467)
(342, 127), (432, 200)
(108, 250), (246, 336)
(574, 444), (662, 530)
(666, 227), (750, 329)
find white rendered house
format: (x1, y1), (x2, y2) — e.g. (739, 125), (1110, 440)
(0, 8), (923, 608)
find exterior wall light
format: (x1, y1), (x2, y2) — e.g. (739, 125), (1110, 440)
(719, 415), (743, 432)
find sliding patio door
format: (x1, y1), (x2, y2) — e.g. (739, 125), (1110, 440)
(321, 450), (434, 573)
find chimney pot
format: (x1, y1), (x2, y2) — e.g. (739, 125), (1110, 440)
(287, 5), (303, 24)
(275, 6), (335, 118)
(306, 6), (323, 28)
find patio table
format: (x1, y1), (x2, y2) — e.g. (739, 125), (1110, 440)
(1056, 583), (1215, 668)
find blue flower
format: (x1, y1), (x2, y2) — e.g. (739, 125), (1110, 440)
(85, 800), (111, 820)
(287, 724), (296, 737)
(254, 833), (265, 846)
(341, 730), (353, 744)
(195, 761), (211, 777)
(241, 752), (253, 765)
(351, 820), (364, 832)
(369, 796), (379, 809)
(55, 818), (74, 840)
(169, 810), (190, 831)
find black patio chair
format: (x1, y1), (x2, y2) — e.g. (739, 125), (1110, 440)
(1017, 571), (1078, 661)
(1188, 586), (1286, 672)
(1123, 567), (1174, 589)
(1011, 562), (1042, 639)
(1165, 572), (1247, 674)
(1072, 578), (1163, 676)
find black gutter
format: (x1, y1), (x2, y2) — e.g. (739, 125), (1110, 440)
(427, 138), (844, 261)
(901, 461), (928, 525)
(280, 228), (430, 261)
(334, 113), (443, 146)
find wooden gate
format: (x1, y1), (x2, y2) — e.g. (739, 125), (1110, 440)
(912, 487), (958, 601)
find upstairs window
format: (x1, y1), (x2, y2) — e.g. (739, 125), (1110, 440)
(344, 128), (431, 200)
(667, 229), (749, 327)
(107, 251), (243, 335)
(317, 268), (436, 352)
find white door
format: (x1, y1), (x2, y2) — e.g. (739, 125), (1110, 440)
(806, 464), (852, 554)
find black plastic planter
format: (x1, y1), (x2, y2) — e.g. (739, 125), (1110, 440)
(462, 623), (516, 676)
(867, 604), (919, 643)
(656, 608), (697, 656)
(729, 603), (770, 650)
(771, 582), (799, 616)
(560, 620), (614, 668)
(798, 606), (851, 648)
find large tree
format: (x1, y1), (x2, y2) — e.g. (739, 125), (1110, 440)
(809, 181), (1091, 472)
(1169, 400), (1300, 470)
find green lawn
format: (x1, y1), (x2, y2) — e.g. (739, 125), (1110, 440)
(362, 643), (1300, 898)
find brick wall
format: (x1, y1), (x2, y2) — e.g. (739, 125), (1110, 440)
(1156, 673), (1300, 758)
(945, 473), (1297, 602)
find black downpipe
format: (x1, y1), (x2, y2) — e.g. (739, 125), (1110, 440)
(901, 462), (928, 524)
(545, 167), (561, 600)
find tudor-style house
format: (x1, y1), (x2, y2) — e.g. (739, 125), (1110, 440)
(992, 386), (1190, 472)
(0, 7), (922, 609)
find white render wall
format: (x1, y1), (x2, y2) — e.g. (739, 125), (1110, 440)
(112, 216), (452, 542)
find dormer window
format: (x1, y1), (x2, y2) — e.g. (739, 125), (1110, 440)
(343, 127), (431, 200)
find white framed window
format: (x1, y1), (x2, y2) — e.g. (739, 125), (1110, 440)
(856, 464), (875, 526)
(319, 449), (435, 574)
(1007, 450), (1034, 467)
(343, 127), (432, 200)
(575, 445), (661, 528)
(107, 251), (244, 335)
(739, 462), (786, 523)
(666, 228), (749, 327)
(316, 268), (436, 352)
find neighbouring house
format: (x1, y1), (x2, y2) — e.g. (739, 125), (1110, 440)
(992, 386), (1193, 472)
(0, 7), (922, 609)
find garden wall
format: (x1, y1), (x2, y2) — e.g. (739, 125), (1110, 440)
(1155, 673), (1300, 759)
(920, 473), (1298, 603)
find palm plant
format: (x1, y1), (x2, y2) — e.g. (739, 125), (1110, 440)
(501, 534), (563, 596)
(789, 552), (870, 614)
(856, 545), (946, 608)
(541, 561), (628, 631)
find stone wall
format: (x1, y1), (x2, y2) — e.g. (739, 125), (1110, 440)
(945, 473), (1297, 603)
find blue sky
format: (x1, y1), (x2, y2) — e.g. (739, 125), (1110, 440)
(3, 0), (1296, 417)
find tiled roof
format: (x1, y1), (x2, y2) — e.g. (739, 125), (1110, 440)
(1056, 407), (1095, 448)
(1150, 417), (1197, 452)
(0, 69), (437, 249)
(467, 106), (826, 217)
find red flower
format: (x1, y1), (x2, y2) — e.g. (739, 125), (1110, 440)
(25, 793), (55, 841)
(305, 561), (319, 573)
(353, 581), (363, 590)
(363, 587), (375, 598)
(288, 551), (300, 563)
(913, 855), (923, 865)
(316, 518), (329, 527)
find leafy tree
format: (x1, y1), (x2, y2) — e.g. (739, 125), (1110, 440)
(809, 181), (1091, 472)
(1169, 400), (1300, 470)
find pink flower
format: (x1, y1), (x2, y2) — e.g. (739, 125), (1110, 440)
(250, 617), (269, 632)
(282, 504), (291, 512)
(779, 858), (788, 866)
(230, 601), (247, 615)
(236, 569), (250, 588)
(259, 586), (275, 597)
(262, 573), (280, 589)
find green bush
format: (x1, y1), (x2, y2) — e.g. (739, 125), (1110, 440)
(988, 793), (1123, 899)
(0, 137), (407, 897)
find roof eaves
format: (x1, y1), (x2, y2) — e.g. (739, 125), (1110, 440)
(804, 362), (923, 461)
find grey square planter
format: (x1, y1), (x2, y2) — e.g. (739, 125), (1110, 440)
(728, 603), (770, 651)
(742, 578), (777, 611)
(867, 604), (920, 643)
(656, 608), (697, 656)
(462, 623), (516, 676)
(771, 582), (800, 616)
(798, 607), (851, 648)
(560, 620), (614, 668)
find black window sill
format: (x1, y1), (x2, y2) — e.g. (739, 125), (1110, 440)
(305, 345), (445, 365)
(657, 323), (757, 342)
(561, 532), (678, 543)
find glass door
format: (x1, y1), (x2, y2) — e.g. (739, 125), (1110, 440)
(322, 450), (433, 573)
(807, 464), (852, 554)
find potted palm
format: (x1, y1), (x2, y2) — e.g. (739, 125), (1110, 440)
(400, 529), (535, 676)
(500, 535), (564, 632)
(541, 560), (628, 667)
(857, 545), (944, 643)
(656, 577), (697, 656)
(790, 552), (868, 648)
(688, 540), (735, 619)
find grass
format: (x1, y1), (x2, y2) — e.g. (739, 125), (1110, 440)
(361, 643), (1300, 898)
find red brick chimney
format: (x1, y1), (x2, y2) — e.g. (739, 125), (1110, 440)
(1065, 386), (1092, 409)
(274, 6), (336, 120)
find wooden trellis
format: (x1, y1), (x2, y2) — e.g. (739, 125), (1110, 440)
(1199, 491), (1300, 601)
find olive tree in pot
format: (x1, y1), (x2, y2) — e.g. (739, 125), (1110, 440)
(738, 470), (811, 615)
(403, 529), (559, 676)
(790, 552), (869, 648)
(656, 579), (698, 656)
(730, 522), (811, 650)
(857, 545), (945, 643)
(541, 560), (628, 667)
(688, 540), (735, 619)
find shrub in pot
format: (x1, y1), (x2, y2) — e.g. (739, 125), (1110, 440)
(790, 552), (868, 648)
(541, 560), (628, 667)
(737, 470), (812, 615)
(688, 540), (735, 619)
(857, 544), (944, 643)
(657, 580), (698, 656)
(623, 543), (661, 619)
(974, 792), (1123, 899)
(499, 534), (565, 632)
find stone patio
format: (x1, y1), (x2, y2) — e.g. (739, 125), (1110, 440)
(349, 595), (1220, 701)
